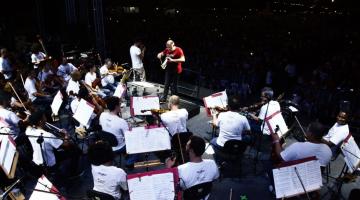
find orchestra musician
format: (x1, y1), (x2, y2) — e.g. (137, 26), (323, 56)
(0, 91), (23, 136)
(30, 44), (46, 69)
(25, 111), (81, 178)
(84, 64), (109, 97)
(322, 111), (350, 158)
(88, 141), (128, 200)
(271, 122), (332, 167)
(210, 95), (251, 163)
(99, 58), (118, 93)
(99, 96), (138, 169)
(66, 70), (81, 97)
(166, 135), (219, 193)
(24, 69), (52, 106)
(0, 48), (14, 80)
(57, 57), (78, 84)
(157, 40), (185, 103)
(130, 40), (146, 81)
(160, 95), (188, 136)
(248, 87), (281, 135)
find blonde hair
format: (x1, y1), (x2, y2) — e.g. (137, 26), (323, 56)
(168, 95), (180, 106)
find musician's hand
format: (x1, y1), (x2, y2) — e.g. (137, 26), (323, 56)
(249, 113), (257, 120)
(60, 129), (68, 135)
(167, 57), (174, 62)
(165, 157), (176, 168)
(157, 53), (163, 59)
(271, 131), (280, 142)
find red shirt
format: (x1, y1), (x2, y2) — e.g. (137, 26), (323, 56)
(162, 47), (184, 74)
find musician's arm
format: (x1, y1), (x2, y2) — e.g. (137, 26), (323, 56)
(271, 132), (284, 162)
(157, 52), (164, 59)
(168, 55), (185, 63)
(321, 138), (335, 147)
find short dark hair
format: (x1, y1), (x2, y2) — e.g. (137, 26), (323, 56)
(189, 135), (205, 157)
(261, 87), (274, 100)
(106, 96), (120, 111)
(78, 86), (89, 99)
(307, 122), (326, 140)
(88, 141), (114, 165)
(228, 95), (241, 110)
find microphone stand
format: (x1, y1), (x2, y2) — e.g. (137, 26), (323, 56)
(254, 99), (270, 174)
(152, 111), (185, 164)
(0, 177), (23, 200)
(294, 167), (311, 200)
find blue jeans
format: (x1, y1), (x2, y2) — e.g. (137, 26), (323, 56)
(114, 146), (139, 166)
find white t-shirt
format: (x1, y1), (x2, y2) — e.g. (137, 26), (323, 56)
(37, 70), (53, 82)
(92, 165), (127, 200)
(0, 57), (12, 79)
(85, 72), (97, 86)
(215, 111), (250, 147)
(66, 79), (80, 95)
(130, 45), (143, 69)
(57, 63), (77, 82)
(99, 65), (114, 86)
(99, 112), (129, 151)
(24, 77), (37, 102)
(31, 52), (46, 69)
(280, 142), (332, 166)
(323, 123), (349, 146)
(0, 107), (20, 135)
(99, 65), (109, 78)
(25, 127), (63, 167)
(160, 109), (188, 136)
(178, 159), (219, 190)
(258, 100), (281, 135)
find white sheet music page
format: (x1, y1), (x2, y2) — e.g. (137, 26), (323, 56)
(128, 172), (175, 200)
(124, 126), (171, 154)
(203, 90), (228, 109)
(0, 136), (16, 175)
(73, 98), (95, 127)
(113, 84), (126, 98)
(341, 136), (360, 173)
(265, 112), (289, 138)
(29, 175), (61, 200)
(131, 96), (160, 116)
(273, 159), (322, 199)
(51, 91), (63, 115)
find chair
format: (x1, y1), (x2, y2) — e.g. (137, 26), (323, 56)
(216, 140), (247, 178)
(87, 189), (115, 200)
(183, 182), (213, 200)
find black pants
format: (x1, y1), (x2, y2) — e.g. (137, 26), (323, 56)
(163, 69), (179, 99)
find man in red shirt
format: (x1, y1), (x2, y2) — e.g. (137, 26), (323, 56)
(157, 40), (185, 102)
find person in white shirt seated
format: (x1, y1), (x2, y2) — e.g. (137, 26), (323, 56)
(30, 44), (46, 69)
(24, 69), (52, 106)
(322, 111), (349, 158)
(0, 48), (13, 80)
(249, 87), (281, 135)
(0, 92), (22, 136)
(84, 65), (110, 97)
(166, 135), (219, 197)
(57, 57), (78, 84)
(88, 141), (128, 200)
(271, 122), (332, 167)
(130, 40), (146, 81)
(66, 70), (81, 98)
(99, 96), (138, 169)
(99, 58), (117, 92)
(211, 95), (252, 148)
(160, 95), (188, 136)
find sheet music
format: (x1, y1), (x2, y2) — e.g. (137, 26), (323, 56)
(113, 84), (126, 98)
(203, 90), (228, 109)
(131, 96), (160, 116)
(265, 111), (289, 137)
(29, 175), (61, 200)
(51, 91), (63, 115)
(128, 172), (175, 200)
(124, 126), (171, 154)
(341, 136), (360, 173)
(0, 136), (16, 175)
(273, 159), (322, 198)
(73, 98), (95, 128)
